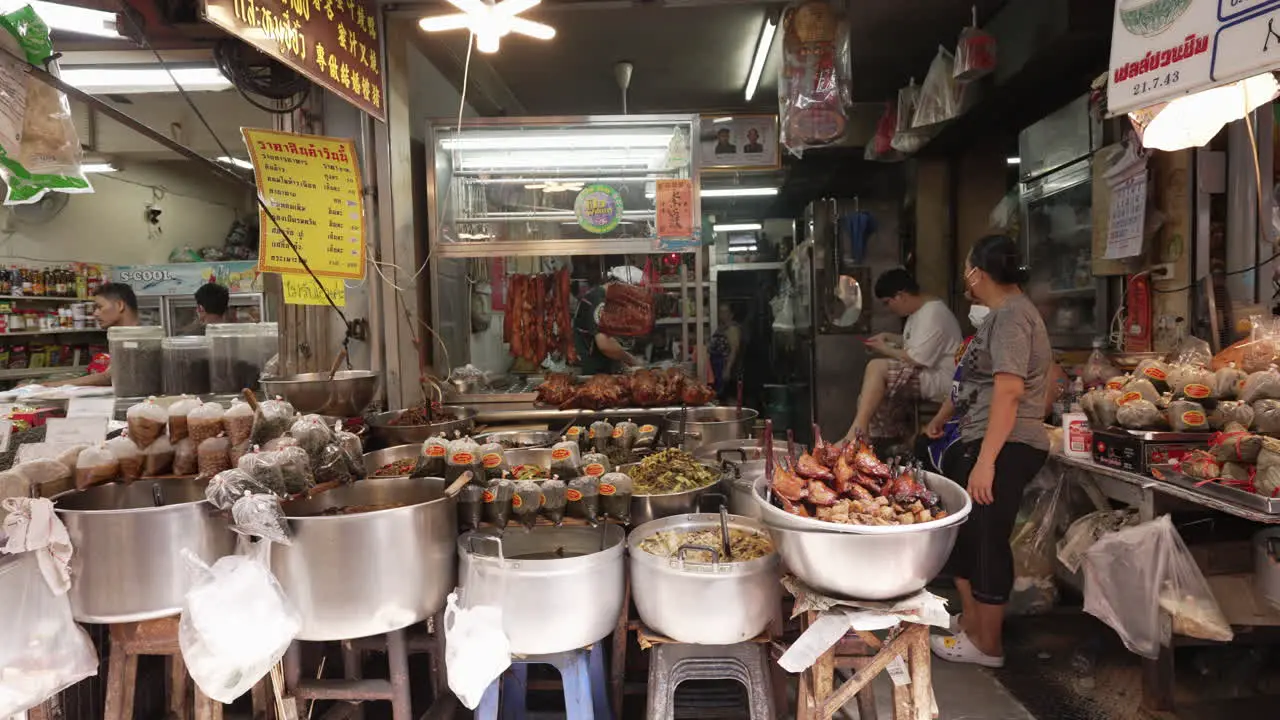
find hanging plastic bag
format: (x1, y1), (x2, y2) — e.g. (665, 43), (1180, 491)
(0, 551), (98, 717)
(443, 591), (511, 710)
(1008, 469), (1065, 615)
(913, 47), (963, 129)
(0, 6), (93, 205)
(1082, 515), (1232, 659)
(890, 80), (933, 155)
(179, 540), (301, 704)
(865, 102), (904, 162)
(953, 18), (997, 82)
(778, 0), (851, 156)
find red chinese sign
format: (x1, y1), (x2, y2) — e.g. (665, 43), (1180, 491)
(202, 0), (384, 120)
(655, 179), (694, 240)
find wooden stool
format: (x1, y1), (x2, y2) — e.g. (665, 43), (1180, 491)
(794, 611), (934, 720)
(283, 627), (413, 720)
(102, 616), (229, 720)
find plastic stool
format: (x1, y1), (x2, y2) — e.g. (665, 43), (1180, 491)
(646, 642), (775, 720)
(475, 644), (612, 720)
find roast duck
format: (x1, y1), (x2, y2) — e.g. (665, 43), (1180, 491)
(536, 368), (715, 410)
(504, 268), (577, 366)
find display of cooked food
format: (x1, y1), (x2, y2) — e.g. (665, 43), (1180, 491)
(389, 404), (459, 426)
(638, 528), (774, 562)
(535, 368), (715, 410)
(768, 436), (947, 526)
(628, 449), (717, 495)
(511, 464), (547, 481)
(505, 269), (577, 366)
(373, 459), (417, 477)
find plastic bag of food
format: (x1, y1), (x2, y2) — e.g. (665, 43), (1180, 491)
(1177, 450), (1220, 480)
(1083, 348), (1120, 390)
(178, 541), (300, 704)
(890, 81), (932, 155)
(1083, 515), (1231, 659)
(778, 0), (852, 156)
(173, 438), (198, 476)
(197, 435), (232, 479)
(512, 480), (542, 530)
(205, 469), (272, 511)
(224, 402), (255, 446)
(52, 444), (86, 474)
(105, 435), (142, 480)
(1168, 334), (1214, 368)
(580, 452), (611, 479)
(1081, 388), (1121, 429)
(550, 438), (582, 477)
(1117, 398), (1163, 429)
(251, 399), (296, 447)
(262, 436), (299, 451)
(1009, 468), (1064, 616)
(417, 435), (449, 478)
(188, 403), (226, 446)
(1105, 375), (1130, 391)
(457, 484), (483, 531)
(1255, 399), (1280, 434)
(1241, 368), (1280, 403)
(313, 442), (360, 486)
(953, 21), (996, 81)
(478, 442), (506, 481)
(275, 446), (312, 494)
(288, 414), (332, 457)
(1171, 366), (1215, 401)
(1209, 401), (1254, 430)
(229, 494), (291, 545)
(482, 477), (514, 529)
(1122, 377), (1162, 405)
(168, 396), (202, 444)
(0, 6), (93, 206)
(73, 443), (118, 489)
(0, 459), (69, 520)
(588, 421), (613, 453)
(565, 425), (588, 451)
(0, 552), (98, 718)
(237, 452), (286, 497)
(333, 423), (362, 461)
(912, 46), (962, 128)
(1257, 437), (1280, 497)
(1209, 427), (1263, 465)
(635, 423), (659, 450)
(540, 477), (567, 525)
(567, 475), (600, 522)
(612, 421), (639, 452)
(1214, 365), (1247, 400)
(599, 472), (633, 523)
(1167, 400), (1209, 432)
(142, 437), (174, 477)
(1135, 359), (1173, 392)
(126, 400), (167, 449)
(1221, 461), (1253, 484)
(445, 435), (481, 484)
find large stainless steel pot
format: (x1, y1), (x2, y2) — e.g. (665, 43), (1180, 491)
(458, 525), (625, 655)
(750, 472), (971, 600)
(720, 460), (767, 519)
(260, 370), (381, 416)
(628, 514), (780, 644)
(274, 476), (458, 641)
(367, 405), (476, 447)
(618, 460), (724, 526)
(693, 439), (796, 465)
(363, 444), (422, 477)
(473, 430), (558, 448)
(663, 408), (758, 450)
(55, 478), (234, 623)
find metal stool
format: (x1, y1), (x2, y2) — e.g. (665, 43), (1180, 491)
(646, 642), (775, 720)
(476, 644), (612, 720)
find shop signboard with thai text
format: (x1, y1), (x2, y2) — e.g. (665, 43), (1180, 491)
(202, 0), (384, 120)
(242, 128), (366, 280)
(282, 273), (346, 306)
(1108, 0), (1280, 116)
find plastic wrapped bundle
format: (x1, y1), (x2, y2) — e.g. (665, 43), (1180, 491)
(611, 421), (639, 453)
(1214, 365), (1247, 400)
(482, 477), (514, 529)
(588, 421), (613, 453)
(550, 438), (581, 477)
(1120, 378), (1161, 405)
(478, 443), (506, 481)
(174, 438), (198, 476)
(417, 436), (448, 478)
(1105, 375), (1130, 391)
(565, 425), (587, 451)
(127, 399), (167, 449)
(288, 414), (332, 457)
(457, 484), (483, 531)
(1171, 366), (1215, 401)
(224, 402), (255, 446)
(512, 480), (542, 529)
(1241, 368), (1280, 404)
(142, 437), (174, 476)
(599, 472), (632, 523)
(205, 468), (272, 510)
(580, 453), (611, 478)
(1258, 437), (1280, 497)
(168, 396), (201, 444)
(1254, 399), (1280, 434)
(276, 446), (313, 494)
(1178, 450), (1220, 480)
(540, 477), (567, 525)
(197, 435), (232, 479)
(237, 452), (287, 496)
(314, 442), (360, 486)
(1117, 398), (1164, 430)
(445, 435), (481, 484)
(567, 475), (600, 521)
(73, 443), (117, 489)
(333, 423), (362, 462)
(106, 435), (142, 480)
(230, 493), (291, 545)
(1167, 400), (1209, 432)
(262, 436), (299, 451)
(252, 399), (296, 446)
(1209, 426), (1263, 465)
(635, 423), (659, 450)
(188, 403), (226, 446)
(1082, 388), (1121, 429)
(1209, 401), (1254, 430)
(1134, 359), (1172, 393)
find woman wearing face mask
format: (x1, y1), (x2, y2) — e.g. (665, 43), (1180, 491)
(926, 234), (1052, 669)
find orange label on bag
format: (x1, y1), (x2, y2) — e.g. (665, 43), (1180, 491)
(451, 452), (474, 464)
(639, 425), (656, 433)
(551, 447), (572, 461)
(482, 489), (495, 503)
(584, 463), (605, 477)
(1119, 391), (1143, 405)
(566, 488), (583, 502)
(1182, 411), (1206, 427)
(588, 429), (597, 439)
(1184, 384), (1211, 399)
(1144, 367), (1168, 381)
(1106, 379), (1126, 390)
(600, 483), (617, 496)
(611, 427), (625, 438)
(426, 445), (446, 457)
(512, 494), (523, 509)
(567, 427), (582, 437)
(482, 453), (503, 469)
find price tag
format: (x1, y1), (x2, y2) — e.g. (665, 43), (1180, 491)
(0, 420), (11, 454)
(67, 396), (116, 418)
(886, 655), (911, 687)
(44, 417), (107, 445)
(16, 442), (81, 464)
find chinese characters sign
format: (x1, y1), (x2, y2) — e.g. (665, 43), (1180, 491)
(655, 179), (693, 239)
(242, 128), (366, 280)
(202, 0), (384, 120)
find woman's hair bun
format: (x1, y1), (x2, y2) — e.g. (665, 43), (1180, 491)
(969, 234), (1028, 286)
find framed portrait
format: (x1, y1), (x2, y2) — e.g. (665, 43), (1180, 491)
(699, 114), (781, 171)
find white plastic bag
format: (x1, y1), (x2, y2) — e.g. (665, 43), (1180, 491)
(0, 552), (98, 717)
(1008, 469), (1065, 615)
(444, 591), (510, 710)
(912, 47), (962, 129)
(179, 540), (300, 704)
(1082, 516), (1232, 659)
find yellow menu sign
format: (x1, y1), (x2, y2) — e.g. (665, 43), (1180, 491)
(283, 273), (346, 306)
(243, 128), (366, 280)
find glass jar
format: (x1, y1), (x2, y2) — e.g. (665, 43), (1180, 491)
(162, 335), (212, 396)
(108, 326), (164, 397)
(255, 322), (279, 377)
(208, 323), (264, 394)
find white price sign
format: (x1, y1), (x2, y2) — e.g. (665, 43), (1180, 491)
(67, 396), (116, 418)
(44, 417), (107, 445)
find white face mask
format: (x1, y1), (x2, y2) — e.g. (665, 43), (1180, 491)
(969, 304), (991, 327)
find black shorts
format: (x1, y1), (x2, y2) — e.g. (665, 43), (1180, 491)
(941, 440), (1047, 605)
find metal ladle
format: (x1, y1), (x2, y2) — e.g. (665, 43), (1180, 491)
(719, 505), (733, 560)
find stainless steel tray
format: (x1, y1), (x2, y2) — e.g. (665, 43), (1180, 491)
(1150, 463), (1280, 515)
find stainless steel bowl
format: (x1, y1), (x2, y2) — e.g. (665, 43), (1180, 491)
(750, 473), (971, 600)
(367, 405), (477, 446)
(619, 460), (724, 526)
(55, 478), (234, 623)
(628, 513), (780, 644)
(363, 444), (422, 477)
(473, 430), (558, 448)
(260, 370), (381, 416)
(274, 476), (458, 641)
(664, 407), (758, 450)
(693, 439), (797, 465)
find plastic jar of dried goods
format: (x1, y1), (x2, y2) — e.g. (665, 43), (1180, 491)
(108, 325), (164, 397)
(162, 335), (212, 396)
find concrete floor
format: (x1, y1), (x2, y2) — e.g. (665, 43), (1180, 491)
(845, 660), (1035, 720)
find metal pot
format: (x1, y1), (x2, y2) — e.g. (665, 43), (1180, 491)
(55, 478), (234, 623)
(367, 405), (476, 447)
(260, 370), (381, 417)
(1255, 528), (1280, 609)
(618, 460), (725, 526)
(663, 408), (758, 450)
(693, 439), (796, 466)
(628, 514), (780, 644)
(472, 430), (558, 448)
(274, 476), (458, 641)
(750, 472), (971, 600)
(458, 525), (625, 655)
(363, 444), (422, 477)
(720, 460), (767, 519)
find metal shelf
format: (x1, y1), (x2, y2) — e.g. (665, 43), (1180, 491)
(0, 295), (90, 302)
(0, 365), (88, 380)
(710, 262), (784, 272)
(0, 328), (104, 337)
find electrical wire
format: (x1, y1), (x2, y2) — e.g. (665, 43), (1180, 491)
(213, 39), (311, 115)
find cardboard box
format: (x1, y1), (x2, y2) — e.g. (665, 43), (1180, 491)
(1090, 428), (1209, 476)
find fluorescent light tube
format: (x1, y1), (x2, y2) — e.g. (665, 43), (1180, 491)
(702, 187), (779, 198)
(728, 245), (758, 253)
(441, 131), (673, 151)
(713, 223), (762, 232)
(80, 163), (116, 173)
(217, 156), (254, 170)
(60, 66), (232, 93)
(1006, 157), (1020, 165)
(744, 17), (776, 101)
(31, 1), (122, 39)
(458, 150), (666, 171)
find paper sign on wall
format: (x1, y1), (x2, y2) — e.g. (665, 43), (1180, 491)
(282, 274), (347, 306)
(1105, 171), (1148, 260)
(655, 179), (694, 239)
(44, 417), (107, 445)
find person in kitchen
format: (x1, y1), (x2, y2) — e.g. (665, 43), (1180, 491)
(178, 282), (229, 335)
(46, 282), (141, 387)
(842, 268), (962, 447)
(572, 265), (641, 374)
(923, 234), (1052, 669)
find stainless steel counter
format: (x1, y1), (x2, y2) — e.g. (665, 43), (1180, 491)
(468, 404), (693, 426)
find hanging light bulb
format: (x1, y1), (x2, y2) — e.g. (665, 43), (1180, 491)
(1131, 72), (1280, 152)
(418, 0), (555, 54)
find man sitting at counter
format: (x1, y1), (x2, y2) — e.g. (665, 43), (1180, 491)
(46, 282), (140, 387)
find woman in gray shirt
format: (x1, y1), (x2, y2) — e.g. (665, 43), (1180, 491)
(927, 235), (1051, 669)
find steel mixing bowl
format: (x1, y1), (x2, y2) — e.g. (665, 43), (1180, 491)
(366, 405), (477, 447)
(260, 370), (381, 416)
